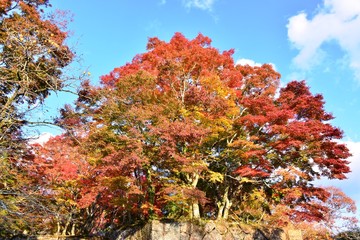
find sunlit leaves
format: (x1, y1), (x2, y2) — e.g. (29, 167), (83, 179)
(28, 135), (90, 235)
(0, 0), (74, 161)
(54, 33), (354, 234)
(0, 1), (75, 236)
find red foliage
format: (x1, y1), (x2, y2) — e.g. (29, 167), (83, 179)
(28, 135), (91, 213)
(234, 165), (270, 178)
(55, 33), (353, 227)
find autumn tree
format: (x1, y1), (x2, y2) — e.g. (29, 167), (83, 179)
(58, 33), (353, 232)
(212, 79), (352, 222)
(59, 33), (239, 224)
(322, 187), (358, 236)
(0, 0), (73, 155)
(0, 0), (75, 236)
(28, 135), (91, 236)
(266, 186), (357, 239)
(335, 227), (360, 240)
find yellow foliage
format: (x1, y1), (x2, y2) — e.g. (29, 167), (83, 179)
(207, 170), (224, 183)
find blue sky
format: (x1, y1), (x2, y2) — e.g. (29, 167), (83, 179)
(40, 0), (360, 225)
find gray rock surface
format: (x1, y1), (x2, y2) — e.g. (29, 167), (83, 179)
(117, 220), (302, 240)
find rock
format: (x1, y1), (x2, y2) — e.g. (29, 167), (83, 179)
(116, 220), (303, 240)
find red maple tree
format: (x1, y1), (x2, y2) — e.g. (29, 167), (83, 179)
(55, 33), (353, 232)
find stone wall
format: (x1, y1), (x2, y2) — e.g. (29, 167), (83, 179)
(116, 220), (303, 240)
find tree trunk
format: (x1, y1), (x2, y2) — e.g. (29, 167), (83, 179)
(216, 203), (225, 220)
(192, 173), (200, 219)
(62, 215), (72, 235)
(192, 200), (200, 219)
(147, 168), (155, 218)
(56, 220), (61, 235)
(223, 198), (232, 220)
(216, 186), (232, 220)
(185, 173), (201, 219)
(71, 223), (76, 236)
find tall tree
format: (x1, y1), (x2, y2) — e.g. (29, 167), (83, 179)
(0, 0), (74, 236)
(58, 33), (352, 231)
(59, 33), (239, 223)
(0, 0), (73, 155)
(29, 135), (91, 236)
(212, 79), (351, 221)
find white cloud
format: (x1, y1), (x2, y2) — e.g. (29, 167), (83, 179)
(29, 132), (53, 146)
(287, 0), (360, 80)
(182, 0), (216, 11)
(236, 58), (277, 71)
(236, 58), (262, 67)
